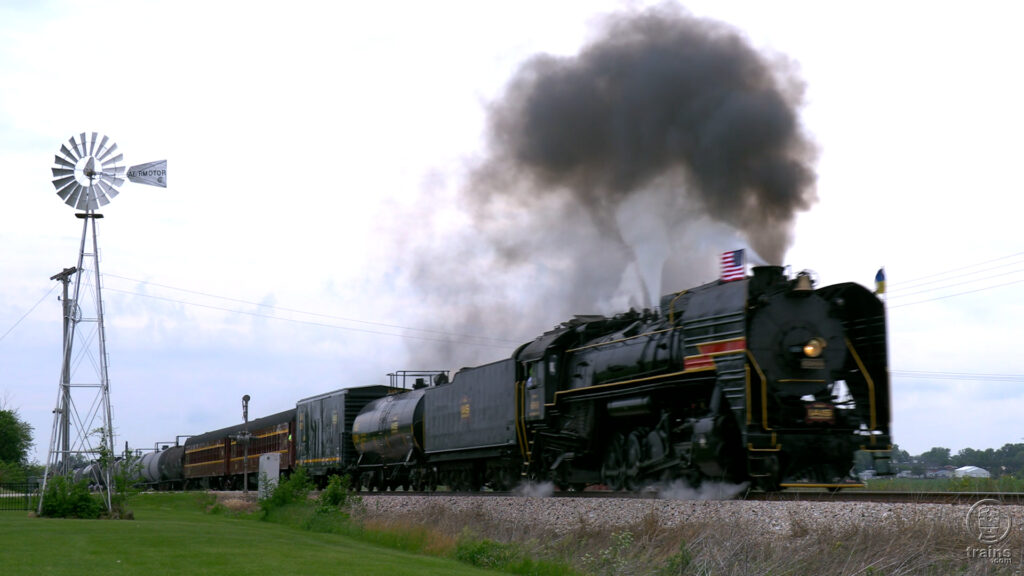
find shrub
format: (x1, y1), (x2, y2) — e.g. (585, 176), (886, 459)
(318, 474), (356, 510)
(260, 466), (313, 513)
(455, 532), (519, 569)
(38, 475), (104, 519)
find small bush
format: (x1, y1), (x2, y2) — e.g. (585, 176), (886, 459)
(580, 530), (634, 576)
(260, 466), (312, 513)
(318, 474), (359, 512)
(38, 475), (104, 519)
(658, 540), (693, 576)
(455, 531), (519, 568)
(454, 530), (576, 576)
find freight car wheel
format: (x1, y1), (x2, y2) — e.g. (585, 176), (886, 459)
(601, 433), (626, 491)
(492, 466), (517, 492)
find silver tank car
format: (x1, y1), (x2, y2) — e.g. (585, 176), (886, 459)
(139, 445), (184, 489)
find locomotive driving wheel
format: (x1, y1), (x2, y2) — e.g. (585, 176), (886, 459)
(601, 433), (626, 491)
(623, 431), (644, 491)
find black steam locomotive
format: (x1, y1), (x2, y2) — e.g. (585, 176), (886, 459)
(127, 265), (890, 492)
(352, 266), (892, 491)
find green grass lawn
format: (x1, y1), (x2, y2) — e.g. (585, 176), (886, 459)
(0, 493), (498, 576)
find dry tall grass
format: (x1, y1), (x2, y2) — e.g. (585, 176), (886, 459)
(354, 500), (1021, 575)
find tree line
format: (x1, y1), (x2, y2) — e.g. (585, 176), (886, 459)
(856, 444), (1024, 477)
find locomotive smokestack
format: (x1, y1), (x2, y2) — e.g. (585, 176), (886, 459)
(749, 266), (787, 299)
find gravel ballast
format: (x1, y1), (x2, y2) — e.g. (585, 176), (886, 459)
(356, 493), (1002, 538)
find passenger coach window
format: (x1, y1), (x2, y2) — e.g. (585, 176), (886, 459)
(547, 355), (558, 376)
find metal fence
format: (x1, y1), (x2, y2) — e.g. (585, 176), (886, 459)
(0, 483), (39, 511)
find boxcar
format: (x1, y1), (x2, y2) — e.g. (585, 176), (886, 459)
(295, 385), (398, 485)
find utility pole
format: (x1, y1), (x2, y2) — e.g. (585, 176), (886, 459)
(241, 395), (250, 493)
(48, 267), (77, 477)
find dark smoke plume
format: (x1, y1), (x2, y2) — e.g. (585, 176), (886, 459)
(474, 3), (816, 263)
(394, 4), (818, 369)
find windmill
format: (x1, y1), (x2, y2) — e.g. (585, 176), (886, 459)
(40, 132), (165, 514)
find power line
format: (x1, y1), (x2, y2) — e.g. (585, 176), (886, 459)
(887, 263), (1024, 298)
(893, 370), (1024, 383)
(879, 249), (1024, 308)
(0, 284), (59, 343)
(100, 274), (523, 349)
(888, 276), (1024, 308)
(886, 251), (1024, 293)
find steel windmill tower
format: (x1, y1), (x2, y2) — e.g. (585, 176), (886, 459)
(40, 132), (166, 513)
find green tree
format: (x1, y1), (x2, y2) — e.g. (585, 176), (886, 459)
(0, 406), (33, 465)
(919, 447), (951, 467)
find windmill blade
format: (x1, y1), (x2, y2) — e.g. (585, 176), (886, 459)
(53, 176), (76, 197)
(58, 145), (78, 164)
(78, 133), (88, 157)
(53, 154), (76, 170)
(104, 152), (123, 165)
(63, 184), (83, 206)
(88, 132), (98, 156)
(52, 167), (75, 178)
(70, 134), (84, 159)
(111, 177), (125, 188)
(96, 179), (118, 199)
(85, 188), (104, 210)
(97, 173), (121, 192)
(93, 182), (112, 206)
(96, 134), (109, 156)
(75, 188), (91, 210)
(97, 142), (118, 162)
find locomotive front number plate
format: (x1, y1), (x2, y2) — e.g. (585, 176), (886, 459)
(805, 402), (835, 424)
(800, 358), (826, 370)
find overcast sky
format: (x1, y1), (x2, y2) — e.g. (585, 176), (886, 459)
(2, 0), (1023, 465)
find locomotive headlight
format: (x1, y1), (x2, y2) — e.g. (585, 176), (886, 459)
(803, 338), (826, 358)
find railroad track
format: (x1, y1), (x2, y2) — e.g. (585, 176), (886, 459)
(357, 488), (1024, 505)
(741, 490), (1024, 505)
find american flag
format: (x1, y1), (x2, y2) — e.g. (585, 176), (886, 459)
(720, 249), (745, 281)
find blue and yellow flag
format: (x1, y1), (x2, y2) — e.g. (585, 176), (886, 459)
(874, 268), (886, 294)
